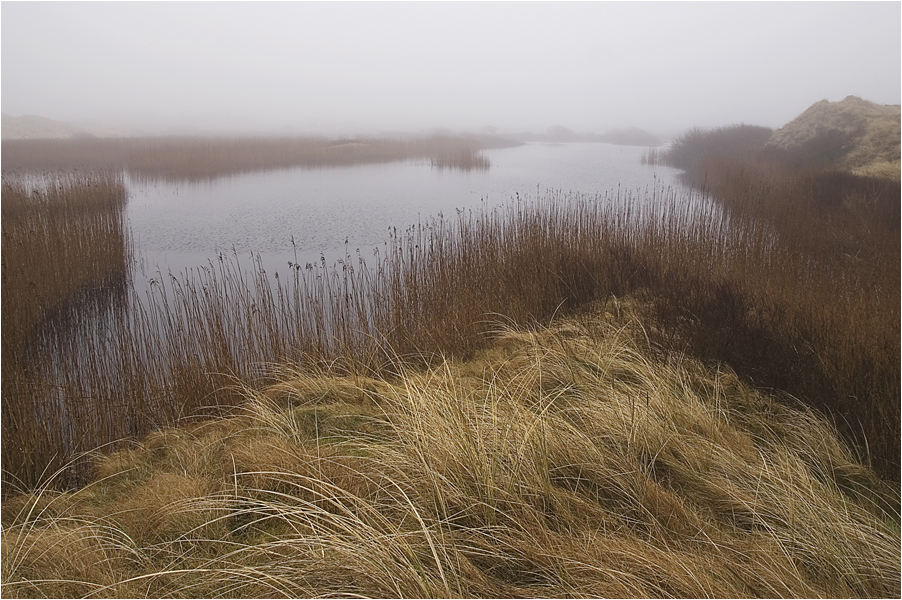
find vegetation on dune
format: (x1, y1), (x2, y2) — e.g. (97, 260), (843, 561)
(2, 101), (899, 596)
(1, 113), (87, 141)
(663, 96), (900, 180)
(764, 95), (900, 176)
(2, 311), (898, 598)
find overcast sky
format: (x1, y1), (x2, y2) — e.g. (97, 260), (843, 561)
(2, 1), (900, 136)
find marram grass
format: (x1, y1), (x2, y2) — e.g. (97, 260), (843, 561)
(2, 305), (898, 598)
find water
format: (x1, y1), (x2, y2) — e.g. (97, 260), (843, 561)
(125, 143), (683, 279)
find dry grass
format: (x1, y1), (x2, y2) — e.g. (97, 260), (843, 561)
(852, 158), (901, 180)
(2, 312), (898, 598)
(3, 163), (898, 490)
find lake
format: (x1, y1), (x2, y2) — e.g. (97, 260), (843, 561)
(125, 142), (684, 279)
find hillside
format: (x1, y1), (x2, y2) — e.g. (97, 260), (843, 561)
(765, 95), (900, 177)
(2, 306), (898, 597)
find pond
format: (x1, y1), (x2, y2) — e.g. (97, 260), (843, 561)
(125, 142), (684, 279)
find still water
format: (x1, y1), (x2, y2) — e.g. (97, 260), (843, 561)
(125, 143), (683, 279)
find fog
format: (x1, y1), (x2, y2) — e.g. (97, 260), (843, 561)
(2, 2), (900, 137)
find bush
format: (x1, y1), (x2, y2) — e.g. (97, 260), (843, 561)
(665, 124), (774, 179)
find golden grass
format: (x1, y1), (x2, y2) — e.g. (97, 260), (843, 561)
(852, 158), (901, 180)
(2, 310), (898, 598)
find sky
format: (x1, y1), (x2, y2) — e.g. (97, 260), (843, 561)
(2, 1), (900, 137)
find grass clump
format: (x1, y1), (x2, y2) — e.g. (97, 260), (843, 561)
(2, 310), (898, 598)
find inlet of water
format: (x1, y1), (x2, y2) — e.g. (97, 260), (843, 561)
(124, 142), (687, 281)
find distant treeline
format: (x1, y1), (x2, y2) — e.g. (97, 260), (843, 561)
(511, 125), (663, 146)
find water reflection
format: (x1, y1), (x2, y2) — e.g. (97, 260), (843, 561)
(125, 143), (684, 281)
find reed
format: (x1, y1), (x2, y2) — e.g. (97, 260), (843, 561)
(3, 153), (898, 490)
(639, 146), (664, 165)
(665, 146), (900, 478)
(1, 172), (132, 488)
(1, 134), (507, 182)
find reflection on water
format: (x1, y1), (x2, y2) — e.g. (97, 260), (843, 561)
(126, 143), (683, 280)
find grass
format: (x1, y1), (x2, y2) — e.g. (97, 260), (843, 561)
(1, 310), (898, 597)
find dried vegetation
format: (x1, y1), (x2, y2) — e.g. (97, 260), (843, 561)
(1, 134), (508, 181)
(2, 126), (899, 596)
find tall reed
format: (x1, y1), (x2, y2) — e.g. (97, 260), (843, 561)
(671, 159), (900, 475)
(1, 173), (131, 488)
(4, 163), (898, 488)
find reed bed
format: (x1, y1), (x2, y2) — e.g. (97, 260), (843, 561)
(1, 314), (898, 598)
(1, 173), (132, 488)
(1, 134), (506, 182)
(1, 173), (130, 337)
(671, 157), (900, 478)
(640, 146), (665, 166)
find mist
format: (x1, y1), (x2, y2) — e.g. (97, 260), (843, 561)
(2, 1), (900, 137)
